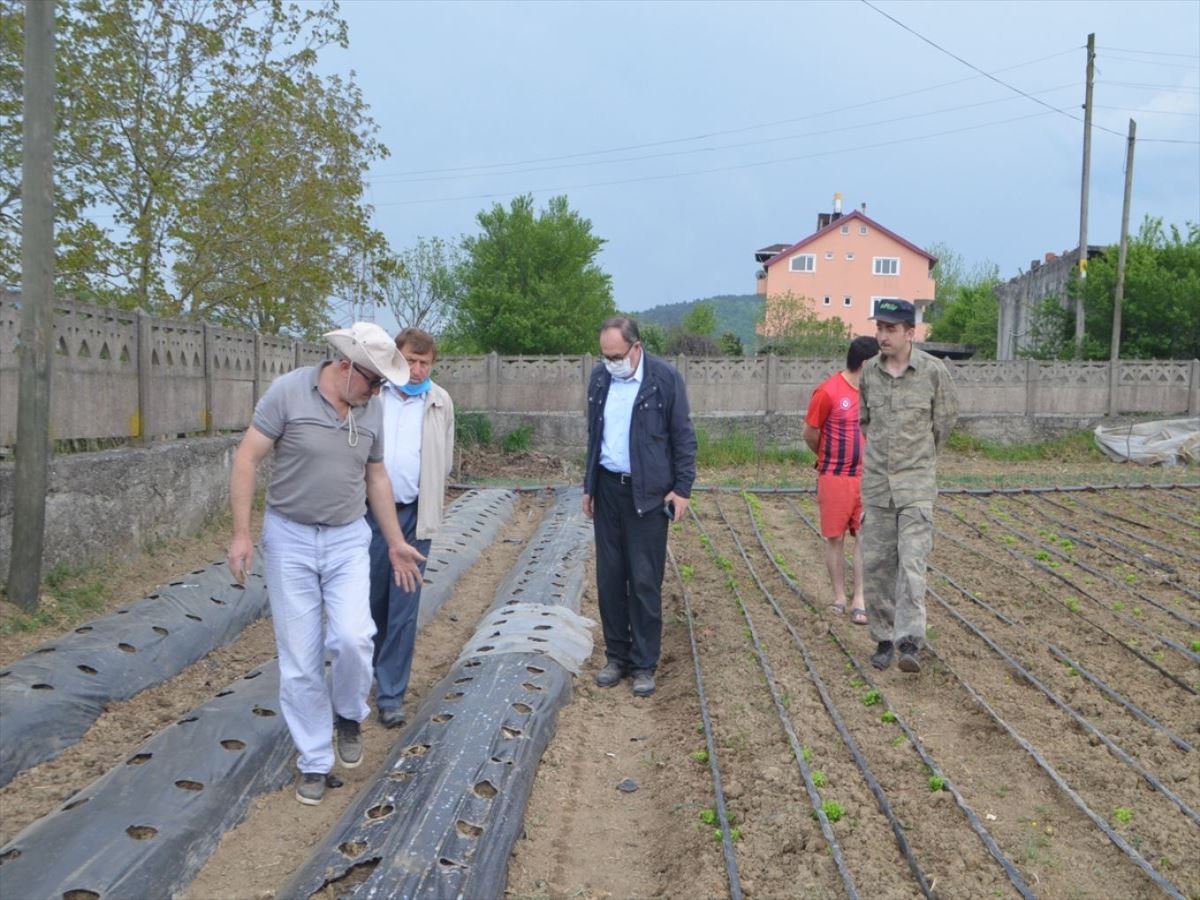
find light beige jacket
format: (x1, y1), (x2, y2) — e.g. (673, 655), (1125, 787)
(415, 382), (454, 539)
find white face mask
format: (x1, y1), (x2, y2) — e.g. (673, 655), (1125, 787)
(604, 356), (634, 379)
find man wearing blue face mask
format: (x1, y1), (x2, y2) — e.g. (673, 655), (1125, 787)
(366, 327), (455, 729)
(583, 316), (697, 698)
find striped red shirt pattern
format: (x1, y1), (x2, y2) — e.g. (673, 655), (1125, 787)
(805, 372), (864, 477)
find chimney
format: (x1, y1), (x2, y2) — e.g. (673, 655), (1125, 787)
(1045, 251), (1058, 264)
(833, 192), (842, 215)
(860, 202), (866, 213)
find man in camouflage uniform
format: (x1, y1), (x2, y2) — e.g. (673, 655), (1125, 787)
(859, 299), (958, 673)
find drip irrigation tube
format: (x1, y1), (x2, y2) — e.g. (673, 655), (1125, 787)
(714, 500), (933, 895)
(923, 645), (1187, 900)
(929, 564), (1194, 755)
(937, 506), (1197, 696)
(945, 497), (1200, 652)
(0, 490), (518, 900)
(1120, 495), (1200, 545)
(0, 560), (269, 787)
(926, 586), (1200, 827)
(770, 498), (1034, 899)
(688, 503), (860, 900)
(280, 488), (595, 900)
(1040, 495), (1200, 566)
(666, 547), (745, 900)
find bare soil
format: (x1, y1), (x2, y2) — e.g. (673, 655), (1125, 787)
(2, 447), (1197, 899)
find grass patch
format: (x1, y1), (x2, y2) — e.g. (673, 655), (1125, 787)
(946, 429), (1104, 463)
(695, 426), (815, 468)
(455, 412), (493, 447)
(2, 563), (109, 635)
(501, 424), (533, 453)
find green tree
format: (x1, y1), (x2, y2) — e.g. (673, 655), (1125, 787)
(757, 292), (850, 357)
(639, 322), (667, 355)
(719, 332), (744, 357)
(682, 301), (718, 338)
(451, 194), (615, 354)
(2, 0), (387, 333)
(377, 236), (464, 336)
(925, 242), (998, 326)
(1081, 218), (1200, 360)
(927, 283), (999, 356)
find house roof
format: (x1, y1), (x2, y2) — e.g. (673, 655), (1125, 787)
(762, 210), (937, 270)
(754, 243), (792, 264)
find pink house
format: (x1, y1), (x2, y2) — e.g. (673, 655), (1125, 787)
(755, 197), (937, 341)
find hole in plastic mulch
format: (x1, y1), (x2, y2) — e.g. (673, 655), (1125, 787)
(126, 753), (152, 765)
(126, 825), (157, 840)
(174, 780), (204, 791)
(220, 739), (245, 751)
(366, 803), (394, 820)
(473, 780), (498, 799)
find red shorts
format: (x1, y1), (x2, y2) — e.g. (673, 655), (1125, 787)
(816, 473), (863, 539)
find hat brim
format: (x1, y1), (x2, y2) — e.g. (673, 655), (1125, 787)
(870, 314), (914, 324)
(325, 333), (409, 385)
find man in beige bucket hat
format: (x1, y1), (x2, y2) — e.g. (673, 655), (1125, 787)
(227, 322), (425, 805)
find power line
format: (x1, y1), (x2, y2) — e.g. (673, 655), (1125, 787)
(1094, 104), (1200, 117)
(859, 0), (1198, 144)
(371, 107), (1065, 209)
(1099, 51), (1200, 71)
(1098, 46), (1200, 60)
(1099, 80), (1200, 93)
(368, 46), (1080, 180)
(368, 83), (1081, 187)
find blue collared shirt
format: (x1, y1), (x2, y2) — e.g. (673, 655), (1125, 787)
(598, 352), (644, 474)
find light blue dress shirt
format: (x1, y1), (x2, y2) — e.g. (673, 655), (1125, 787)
(598, 352), (644, 474)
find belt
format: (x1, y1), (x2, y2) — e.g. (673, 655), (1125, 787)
(600, 468), (632, 485)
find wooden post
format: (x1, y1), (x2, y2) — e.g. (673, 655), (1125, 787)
(1188, 359), (1199, 417)
(135, 308), (152, 444)
(1025, 358), (1037, 415)
(1074, 32), (1096, 359)
(202, 322), (214, 436)
(6, 0), (55, 610)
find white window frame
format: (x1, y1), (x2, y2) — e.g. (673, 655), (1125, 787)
(846, 252), (855, 261)
(824, 250), (834, 260)
(873, 256), (900, 276)
(840, 224), (849, 235)
(859, 225), (869, 235)
(790, 253), (816, 273)
(843, 296), (852, 307)
(822, 295), (831, 306)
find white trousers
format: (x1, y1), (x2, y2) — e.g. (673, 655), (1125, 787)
(261, 509), (376, 773)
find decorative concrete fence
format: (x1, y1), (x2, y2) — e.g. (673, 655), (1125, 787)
(2, 294), (1198, 450)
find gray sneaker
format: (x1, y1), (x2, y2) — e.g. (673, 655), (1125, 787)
(335, 715), (363, 768)
(631, 670), (656, 697)
(296, 772), (325, 806)
(595, 660), (626, 688)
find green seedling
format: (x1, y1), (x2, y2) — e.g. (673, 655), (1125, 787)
(696, 722), (705, 735)
(817, 800), (845, 823)
(1003, 535), (1017, 545)
(1034, 550), (1051, 562)
(679, 564), (694, 581)
(1112, 601), (1125, 612)
(690, 750), (709, 763)
(849, 678), (865, 689)
(1049, 560), (1061, 569)
(928, 775), (946, 792)
(1065, 597), (1082, 614)
(1132, 607), (1143, 618)
(699, 808), (718, 826)
(712, 827), (743, 842)
(1066, 666), (1080, 677)
(1112, 807), (1133, 825)
(1191, 641), (1200, 653)
(811, 769), (826, 788)
(881, 710), (897, 723)
(862, 689), (881, 707)
(890, 735), (907, 748)
(1152, 651), (1165, 663)
(1124, 573), (1137, 585)
(801, 747), (813, 763)
(1059, 539), (1074, 551)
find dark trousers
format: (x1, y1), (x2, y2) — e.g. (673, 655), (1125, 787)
(366, 502), (431, 711)
(593, 470), (669, 672)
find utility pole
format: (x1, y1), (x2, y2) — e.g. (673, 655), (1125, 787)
(1074, 32), (1095, 359)
(6, 0), (56, 611)
(1111, 119), (1136, 363)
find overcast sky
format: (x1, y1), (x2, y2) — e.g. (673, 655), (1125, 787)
(321, 0), (1200, 318)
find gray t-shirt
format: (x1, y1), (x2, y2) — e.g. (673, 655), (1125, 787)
(252, 363), (384, 526)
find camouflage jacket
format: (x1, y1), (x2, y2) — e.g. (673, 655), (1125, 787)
(859, 348), (958, 507)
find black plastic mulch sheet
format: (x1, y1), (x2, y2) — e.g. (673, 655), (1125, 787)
(0, 561), (268, 787)
(0, 490), (517, 900)
(0, 660), (291, 900)
(282, 488), (592, 900)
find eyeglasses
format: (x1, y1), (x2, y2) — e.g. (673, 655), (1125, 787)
(352, 362), (385, 390)
(602, 342), (635, 363)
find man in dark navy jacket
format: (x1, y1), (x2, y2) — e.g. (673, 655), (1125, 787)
(583, 316), (697, 697)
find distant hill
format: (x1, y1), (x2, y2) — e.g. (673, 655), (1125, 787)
(635, 294), (764, 351)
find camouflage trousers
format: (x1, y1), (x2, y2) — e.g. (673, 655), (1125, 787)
(861, 500), (934, 646)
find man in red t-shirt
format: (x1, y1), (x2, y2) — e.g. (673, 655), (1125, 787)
(804, 336), (879, 624)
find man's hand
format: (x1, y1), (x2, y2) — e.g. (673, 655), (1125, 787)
(664, 491), (689, 524)
(227, 534), (254, 585)
(582, 493), (594, 519)
(388, 541), (426, 592)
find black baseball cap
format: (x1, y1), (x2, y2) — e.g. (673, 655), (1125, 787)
(870, 299), (915, 325)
